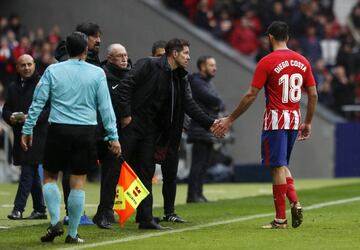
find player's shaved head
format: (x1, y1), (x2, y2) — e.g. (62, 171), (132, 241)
(16, 54), (35, 79)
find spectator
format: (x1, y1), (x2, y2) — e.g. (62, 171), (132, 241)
(331, 66), (355, 116)
(8, 14), (27, 40)
(193, 0), (215, 31)
(299, 25), (322, 66)
(2, 54), (49, 221)
(320, 23), (340, 67)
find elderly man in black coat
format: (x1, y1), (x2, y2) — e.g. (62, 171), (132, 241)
(116, 38), (218, 230)
(3, 54), (49, 220)
(187, 56), (225, 203)
(93, 43), (132, 229)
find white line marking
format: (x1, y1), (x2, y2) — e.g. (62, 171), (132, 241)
(62, 196), (360, 250)
(1, 204), (99, 208)
(0, 226), (10, 229)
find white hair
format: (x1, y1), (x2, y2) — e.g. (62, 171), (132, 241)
(107, 43), (126, 56)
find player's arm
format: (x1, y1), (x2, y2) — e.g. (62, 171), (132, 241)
(298, 85), (318, 141)
(21, 69), (51, 151)
(212, 86), (260, 136)
(211, 60), (266, 136)
(228, 86), (261, 122)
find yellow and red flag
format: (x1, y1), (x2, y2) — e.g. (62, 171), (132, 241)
(113, 161), (149, 226)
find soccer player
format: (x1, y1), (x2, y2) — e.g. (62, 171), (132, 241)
(213, 21), (318, 229)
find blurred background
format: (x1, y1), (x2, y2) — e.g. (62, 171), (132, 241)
(0, 0), (359, 183)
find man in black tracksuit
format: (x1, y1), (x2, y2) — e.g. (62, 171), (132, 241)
(116, 38), (216, 230)
(3, 54), (49, 220)
(187, 56), (225, 203)
(93, 43), (132, 229)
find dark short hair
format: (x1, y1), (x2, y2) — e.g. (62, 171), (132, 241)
(75, 22), (101, 36)
(151, 40), (167, 56)
(197, 55), (213, 70)
(266, 21), (289, 41)
(165, 38), (190, 56)
(66, 32), (88, 57)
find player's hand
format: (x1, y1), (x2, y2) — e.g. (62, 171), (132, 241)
(211, 117), (232, 138)
(120, 116), (132, 128)
(21, 134), (33, 151)
(297, 123), (311, 141)
(108, 140), (122, 157)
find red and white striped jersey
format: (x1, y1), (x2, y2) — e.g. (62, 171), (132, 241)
(251, 49), (316, 131)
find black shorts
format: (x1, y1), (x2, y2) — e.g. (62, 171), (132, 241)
(43, 123), (97, 175)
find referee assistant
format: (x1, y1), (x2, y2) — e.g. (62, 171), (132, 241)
(21, 32), (121, 244)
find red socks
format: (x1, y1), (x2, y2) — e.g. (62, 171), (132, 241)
(286, 177), (298, 206)
(272, 184), (287, 220)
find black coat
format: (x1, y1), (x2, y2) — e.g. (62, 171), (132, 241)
(2, 73), (49, 165)
(116, 56), (214, 158)
(187, 73), (225, 143)
(98, 60), (132, 135)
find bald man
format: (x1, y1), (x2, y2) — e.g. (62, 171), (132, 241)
(93, 43), (132, 229)
(3, 54), (49, 220)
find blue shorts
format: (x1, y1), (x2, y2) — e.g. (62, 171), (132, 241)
(261, 130), (298, 168)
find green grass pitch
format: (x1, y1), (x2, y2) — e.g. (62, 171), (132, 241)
(0, 178), (359, 250)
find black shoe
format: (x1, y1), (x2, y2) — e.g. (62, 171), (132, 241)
(26, 211), (47, 220)
(136, 216), (160, 223)
(163, 213), (186, 223)
(105, 211), (115, 223)
(291, 202), (303, 228)
(199, 194), (208, 202)
(139, 219), (172, 230)
(7, 210), (23, 220)
(153, 216), (161, 224)
(41, 222), (64, 242)
(65, 234), (85, 244)
(186, 195), (206, 203)
(93, 214), (112, 229)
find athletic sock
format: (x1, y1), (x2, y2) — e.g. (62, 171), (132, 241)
(286, 177), (298, 206)
(67, 189), (85, 238)
(272, 184), (287, 220)
(43, 183), (61, 226)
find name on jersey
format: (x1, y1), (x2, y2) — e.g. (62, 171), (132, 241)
(274, 60), (307, 74)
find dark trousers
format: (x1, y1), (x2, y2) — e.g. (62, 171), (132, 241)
(161, 147), (179, 215)
(14, 164), (46, 213)
(120, 119), (156, 223)
(95, 141), (122, 218)
(187, 142), (213, 198)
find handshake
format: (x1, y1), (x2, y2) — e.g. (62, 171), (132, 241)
(209, 117), (233, 138)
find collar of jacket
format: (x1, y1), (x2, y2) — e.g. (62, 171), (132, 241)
(193, 72), (211, 82)
(157, 55), (188, 78)
(86, 49), (100, 66)
(102, 60), (131, 78)
(16, 72), (39, 88)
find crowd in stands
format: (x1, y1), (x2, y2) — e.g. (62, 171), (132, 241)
(0, 14), (60, 102)
(2, 2), (360, 119)
(164, 0), (360, 120)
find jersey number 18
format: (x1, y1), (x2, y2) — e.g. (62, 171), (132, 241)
(278, 73), (303, 103)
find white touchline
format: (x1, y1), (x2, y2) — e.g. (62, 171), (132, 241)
(62, 196), (360, 250)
